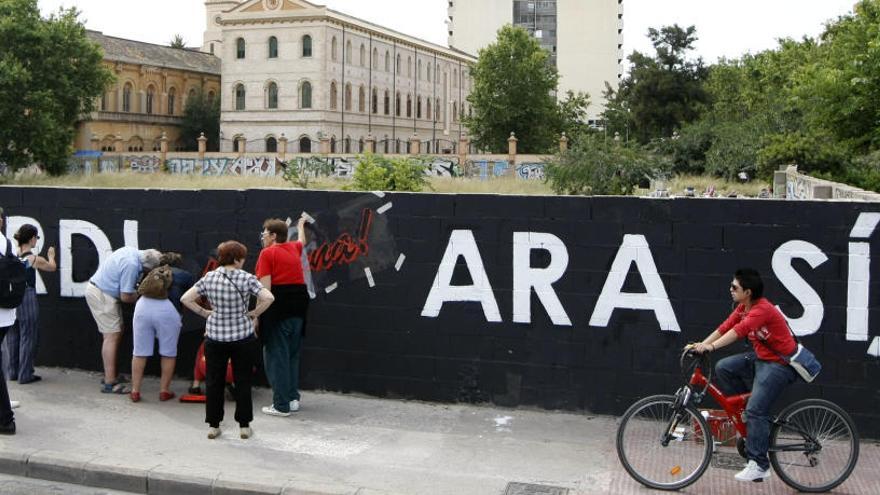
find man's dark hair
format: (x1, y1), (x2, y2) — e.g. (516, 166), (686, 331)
(263, 218), (288, 243)
(735, 268), (764, 300)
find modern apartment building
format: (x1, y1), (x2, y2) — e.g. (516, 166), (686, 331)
(448, 0), (623, 122)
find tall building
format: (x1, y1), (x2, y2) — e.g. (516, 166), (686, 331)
(205, 0), (475, 154)
(448, 0), (623, 123)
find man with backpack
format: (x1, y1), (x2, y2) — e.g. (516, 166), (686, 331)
(0, 208), (23, 434)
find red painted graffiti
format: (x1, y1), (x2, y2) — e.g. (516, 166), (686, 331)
(308, 208), (374, 272)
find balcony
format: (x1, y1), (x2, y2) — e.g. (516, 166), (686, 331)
(91, 111), (185, 125)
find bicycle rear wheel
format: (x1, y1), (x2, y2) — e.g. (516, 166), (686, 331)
(770, 399), (859, 493)
(617, 394), (713, 490)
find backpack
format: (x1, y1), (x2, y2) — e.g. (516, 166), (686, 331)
(137, 265), (173, 299)
(0, 238), (27, 309)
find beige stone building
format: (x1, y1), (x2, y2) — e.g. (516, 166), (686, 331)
(204, 0), (476, 154)
(76, 31), (221, 152)
(447, 0), (624, 123)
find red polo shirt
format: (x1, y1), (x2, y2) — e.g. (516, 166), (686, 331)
(255, 241), (305, 284)
(717, 298), (797, 365)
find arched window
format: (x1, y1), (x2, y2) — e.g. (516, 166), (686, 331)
(236, 37), (246, 59)
(427, 62), (431, 82)
(302, 35), (312, 57)
(426, 97), (431, 120)
(344, 83), (352, 111)
(266, 137), (277, 152)
(372, 48), (378, 69)
(299, 136), (311, 153)
(267, 82), (278, 109)
(395, 92), (401, 116)
(383, 90), (390, 115)
(330, 136), (336, 153)
(435, 98), (440, 121)
(418, 59), (422, 80)
(383, 137), (389, 153)
(396, 54), (401, 73)
(407, 56), (412, 77)
(268, 36), (278, 58)
(385, 50), (390, 72)
(301, 81), (312, 109)
(329, 82), (337, 110)
(188, 88), (196, 103)
(358, 138), (364, 152)
(453, 69), (458, 87)
(452, 102), (458, 122)
(372, 87), (378, 114)
(146, 85), (156, 115)
(122, 82), (133, 112)
(207, 90), (215, 102)
(167, 87), (176, 115)
(235, 84), (246, 110)
(331, 36), (337, 61)
(417, 96), (422, 119)
(359, 44), (365, 67)
(358, 86), (365, 112)
(406, 94), (412, 118)
(345, 40), (352, 63)
(344, 136), (351, 153)
(233, 137), (240, 153)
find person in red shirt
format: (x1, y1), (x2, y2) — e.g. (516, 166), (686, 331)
(690, 268), (798, 483)
(255, 217), (309, 417)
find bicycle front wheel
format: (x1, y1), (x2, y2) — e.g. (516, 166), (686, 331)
(770, 399), (859, 493)
(616, 394), (713, 491)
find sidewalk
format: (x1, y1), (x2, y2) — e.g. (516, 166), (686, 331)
(0, 368), (877, 495)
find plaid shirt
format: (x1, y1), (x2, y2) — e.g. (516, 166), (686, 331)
(195, 267), (263, 342)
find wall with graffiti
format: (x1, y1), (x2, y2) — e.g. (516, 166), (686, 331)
(2, 187), (879, 435)
(65, 153), (553, 180)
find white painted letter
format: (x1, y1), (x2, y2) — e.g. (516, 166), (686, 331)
(421, 230), (501, 322)
(59, 220), (113, 297)
(6, 216), (47, 295)
(589, 234), (680, 332)
(772, 240), (828, 336)
(512, 232), (571, 326)
(847, 212), (880, 342)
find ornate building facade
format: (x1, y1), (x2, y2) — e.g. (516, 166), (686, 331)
(76, 31), (221, 152)
(204, 0), (475, 154)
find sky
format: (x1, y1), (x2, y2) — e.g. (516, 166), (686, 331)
(38, 0), (859, 64)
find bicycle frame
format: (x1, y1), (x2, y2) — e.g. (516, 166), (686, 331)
(688, 366), (751, 439)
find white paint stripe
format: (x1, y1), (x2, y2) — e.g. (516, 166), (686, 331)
(395, 253), (406, 271)
(301, 212), (316, 224)
(868, 336), (880, 357)
(364, 267), (375, 287)
(850, 212), (880, 238)
(377, 202), (393, 214)
(372, 191), (386, 198)
(285, 217), (292, 226)
(324, 282), (338, 294)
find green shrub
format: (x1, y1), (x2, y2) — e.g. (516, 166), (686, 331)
(545, 135), (669, 195)
(349, 153), (429, 192)
(281, 156), (337, 188)
(756, 131), (851, 180)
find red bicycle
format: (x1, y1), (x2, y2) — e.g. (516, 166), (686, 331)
(616, 349), (859, 492)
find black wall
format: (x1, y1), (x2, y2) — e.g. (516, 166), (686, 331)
(1, 187), (878, 436)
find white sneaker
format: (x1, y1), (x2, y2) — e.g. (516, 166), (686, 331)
(240, 426), (253, 439)
(289, 400), (300, 412)
(207, 427), (222, 439)
(261, 404), (291, 417)
(734, 460), (771, 482)
(9, 401), (19, 409)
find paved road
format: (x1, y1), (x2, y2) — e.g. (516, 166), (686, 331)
(0, 473), (135, 494)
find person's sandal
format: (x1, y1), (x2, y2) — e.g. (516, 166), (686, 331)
(101, 382), (130, 394)
(159, 391), (176, 402)
(130, 391), (141, 402)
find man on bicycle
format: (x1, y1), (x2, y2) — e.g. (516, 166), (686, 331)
(690, 268), (798, 482)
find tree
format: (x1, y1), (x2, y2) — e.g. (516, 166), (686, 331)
(556, 90), (593, 146)
(0, 0), (114, 174)
(603, 25), (709, 143)
(180, 89), (220, 151)
(169, 34), (186, 49)
(465, 25), (560, 153)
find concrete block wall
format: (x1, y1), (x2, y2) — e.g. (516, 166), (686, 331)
(0, 187), (878, 436)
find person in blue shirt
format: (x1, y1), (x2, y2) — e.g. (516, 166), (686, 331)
(85, 247), (161, 393)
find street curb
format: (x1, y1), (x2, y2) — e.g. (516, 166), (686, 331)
(0, 446), (371, 494)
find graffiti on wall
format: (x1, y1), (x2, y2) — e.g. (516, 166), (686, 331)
(469, 160), (509, 180)
(128, 156), (162, 174)
(517, 163), (546, 180)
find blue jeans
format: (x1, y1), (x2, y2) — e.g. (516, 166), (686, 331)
(262, 317), (303, 413)
(715, 352), (797, 470)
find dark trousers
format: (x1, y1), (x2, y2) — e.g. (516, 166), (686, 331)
(715, 352), (797, 470)
(3, 288), (38, 382)
(263, 317), (304, 412)
(204, 336), (258, 428)
(0, 325), (14, 427)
